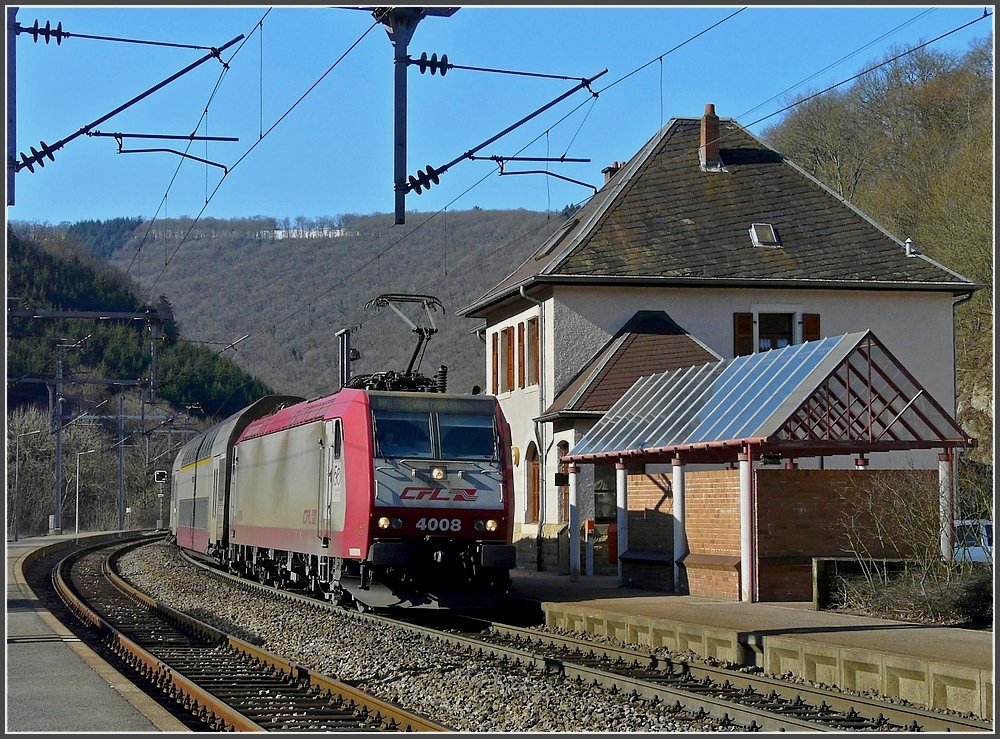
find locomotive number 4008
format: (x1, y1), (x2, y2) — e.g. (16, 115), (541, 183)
(415, 517), (462, 532)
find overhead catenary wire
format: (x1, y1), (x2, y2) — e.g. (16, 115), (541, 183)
(150, 10), (389, 289)
(120, 12), (267, 280)
(134, 7), (760, 412)
(15, 18), (217, 50)
(117, 7), (990, 416)
(741, 9), (993, 131)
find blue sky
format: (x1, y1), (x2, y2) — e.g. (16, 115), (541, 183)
(6, 4), (994, 226)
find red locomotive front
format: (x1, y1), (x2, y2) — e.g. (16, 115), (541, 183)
(356, 391), (516, 607)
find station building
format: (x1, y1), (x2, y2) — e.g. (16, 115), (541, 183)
(459, 104), (979, 599)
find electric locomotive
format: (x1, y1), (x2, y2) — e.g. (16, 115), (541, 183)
(170, 295), (517, 609)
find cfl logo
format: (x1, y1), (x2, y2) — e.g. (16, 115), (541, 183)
(400, 487), (478, 502)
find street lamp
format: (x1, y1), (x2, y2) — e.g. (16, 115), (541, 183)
(13, 429), (43, 542)
(76, 448), (97, 536)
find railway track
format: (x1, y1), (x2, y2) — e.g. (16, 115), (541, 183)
(427, 616), (994, 733)
(49, 536), (450, 732)
(168, 544), (992, 733)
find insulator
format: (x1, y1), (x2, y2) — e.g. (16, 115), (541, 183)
(29, 147), (46, 168)
(416, 51), (449, 76)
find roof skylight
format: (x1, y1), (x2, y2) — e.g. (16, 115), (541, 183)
(749, 222), (781, 248)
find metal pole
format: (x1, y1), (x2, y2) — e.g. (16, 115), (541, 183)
(739, 447), (755, 603)
(13, 434), (19, 541)
(615, 460), (628, 585)
(6, 6), (17, 205)
(76, 448), (96, 535)
(672, 455), (687, 593)
(53, 359), (64, 534)
(76, 452), (81, 536)
(336, 328), (351, 389)
(118, 389), (126, 530)
(384, 10), (421, 225)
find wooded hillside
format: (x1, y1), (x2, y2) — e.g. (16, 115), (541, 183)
(100, 209), (565, 400)
(6, 226), (273, 419)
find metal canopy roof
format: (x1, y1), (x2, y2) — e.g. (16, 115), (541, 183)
(566, 330), (972, 463)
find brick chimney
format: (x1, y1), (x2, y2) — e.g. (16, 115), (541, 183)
(602, 160), (625, 184)
(699, 103), (721, 170)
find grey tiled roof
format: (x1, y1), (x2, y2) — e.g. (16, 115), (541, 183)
(540, 311), (720, 421)
(462, 116), (975, 318)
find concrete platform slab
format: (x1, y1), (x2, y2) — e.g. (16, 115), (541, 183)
(508, 568), (994, 719)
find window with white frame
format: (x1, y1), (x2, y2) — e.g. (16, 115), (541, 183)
(734, 309), (821, 357)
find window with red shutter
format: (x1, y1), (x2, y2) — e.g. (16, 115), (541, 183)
(491, 332), (499, 395)
(526, 317), (539, 386)
(802, 313), (821, 342)
(504, 327), (515, 392)
(734, 313), (754, 357)
(517, 322), (525, 389)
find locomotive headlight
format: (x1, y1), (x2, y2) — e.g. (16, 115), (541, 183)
(391, 518), (403, 530)
(485, 519), (499, 532)
(431, 465), (446, 481)
(474, 520), (485, 532)
(377, 517), (392, 529)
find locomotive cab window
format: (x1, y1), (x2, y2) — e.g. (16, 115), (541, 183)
(439, 413), (497, 461)
(373, 410), (433, 458)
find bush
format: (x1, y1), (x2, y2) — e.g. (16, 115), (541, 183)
(830, 564), (993, 628)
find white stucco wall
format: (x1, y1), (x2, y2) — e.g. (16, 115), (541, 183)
(552, 285), (957, 409)
(486, 282), (964, 537)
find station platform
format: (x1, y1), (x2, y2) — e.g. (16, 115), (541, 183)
(5, 533), (188, 733)
(508, 566), (994, 719)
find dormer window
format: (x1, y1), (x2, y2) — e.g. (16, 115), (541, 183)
(749, 222), (781, 248)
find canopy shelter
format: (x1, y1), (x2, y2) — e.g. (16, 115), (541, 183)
(562, 331), (974, 600)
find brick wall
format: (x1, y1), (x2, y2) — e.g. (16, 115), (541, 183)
(684, 470), (742, 599)
(624, 468), (743, 598)
(755, 469), (936, 601)
(625, 471), (674, 552)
